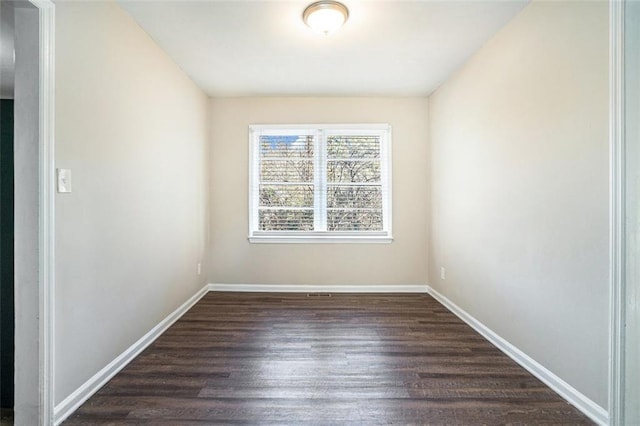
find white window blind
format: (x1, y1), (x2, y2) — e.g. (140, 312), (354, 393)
(249, 124), (392, 243)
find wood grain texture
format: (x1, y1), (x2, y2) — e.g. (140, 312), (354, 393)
(63, 293), (593, 425)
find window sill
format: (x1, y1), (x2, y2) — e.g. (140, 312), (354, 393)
(248, 235), (394, 244)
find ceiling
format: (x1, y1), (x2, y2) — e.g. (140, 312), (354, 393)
(119, 1), (529, 97)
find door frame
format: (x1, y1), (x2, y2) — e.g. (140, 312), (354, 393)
(608, 0), (624, 414)
(29, 0), (54, 424)
(608, 0), (631, 425)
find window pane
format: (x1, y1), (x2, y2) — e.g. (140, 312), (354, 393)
(327, 186), (382, 209)
(257, 134), (315, 231)
(327, 135), (380, 159)
(259, 209), (314, 231)
(260, 185), (314, 207)
(327, 210), (383, 231)
(260, 135), (314, 158)
(261, 160), (313, 182)
(326, 134), (384, 232)
(327, 160), (380, 183)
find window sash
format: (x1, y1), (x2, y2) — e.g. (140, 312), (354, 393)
(249, 124), (392, 242)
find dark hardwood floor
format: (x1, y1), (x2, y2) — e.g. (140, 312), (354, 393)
(63, 292), (593, 425)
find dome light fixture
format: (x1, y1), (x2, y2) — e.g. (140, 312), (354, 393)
(303, 1), (349, 36)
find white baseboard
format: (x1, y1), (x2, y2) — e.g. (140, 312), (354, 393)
(53, 283), (211, 425)
(209, 283), (428, 293)
(426, 285), (609, 426)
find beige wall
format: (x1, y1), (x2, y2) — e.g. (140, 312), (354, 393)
(54, 1), (209, 404)
(428, 0), (609, 408)
(209, 97), (428, 285)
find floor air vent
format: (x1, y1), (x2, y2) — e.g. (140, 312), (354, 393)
(307, 293), (332, 297)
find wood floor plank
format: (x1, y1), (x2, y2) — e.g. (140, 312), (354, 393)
(63, 293), (593, 425)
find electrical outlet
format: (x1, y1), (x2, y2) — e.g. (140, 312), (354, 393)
(440, 267), (446, 280)
(197, 263), (202, 275)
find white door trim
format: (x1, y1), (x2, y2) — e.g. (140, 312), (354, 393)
(30, 0), (55, 424)
(609, 1), (624, 425)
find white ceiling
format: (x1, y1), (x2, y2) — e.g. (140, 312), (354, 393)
(117, 0), (529, 97)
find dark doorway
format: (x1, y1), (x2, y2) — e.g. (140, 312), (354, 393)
(0, 99), (14, 418)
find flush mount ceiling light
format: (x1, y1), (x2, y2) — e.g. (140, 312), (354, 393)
(303, 1), (349, 36)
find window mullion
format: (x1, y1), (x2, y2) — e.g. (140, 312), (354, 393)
(313, 130), (323, 231)
(317, 130), (328, 231)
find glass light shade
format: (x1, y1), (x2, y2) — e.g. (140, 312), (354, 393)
(303, 1), (349, 36)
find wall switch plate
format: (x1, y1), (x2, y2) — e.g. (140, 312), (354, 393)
(440, 267), (446, 280)
(57, 168), (72, 193)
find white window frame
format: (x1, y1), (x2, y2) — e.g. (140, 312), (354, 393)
(249, 124), (393, 243)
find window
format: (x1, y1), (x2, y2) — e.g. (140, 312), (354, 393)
(249, 124), (392, 243)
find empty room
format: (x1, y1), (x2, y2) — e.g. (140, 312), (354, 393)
(2, 0), (639, 425)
